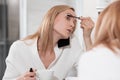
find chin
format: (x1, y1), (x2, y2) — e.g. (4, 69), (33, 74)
(60, 33), (70, 39)
(62, 35), (69, 39)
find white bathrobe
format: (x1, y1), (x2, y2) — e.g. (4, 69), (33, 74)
(3, 35), (84, 80)
(78, 44), (120, 80)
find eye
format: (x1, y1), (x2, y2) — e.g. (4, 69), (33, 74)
(66, 15), (71, 21)
(73, 20), (77, 25)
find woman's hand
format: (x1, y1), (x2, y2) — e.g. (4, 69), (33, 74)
(80, 17), (94, 50)
(17, 69), (36, 80)
(80, 17), (94, 37)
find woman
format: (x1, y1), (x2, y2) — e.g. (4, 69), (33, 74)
(3, 5), (94, 80)
(78, 1), (120, 80)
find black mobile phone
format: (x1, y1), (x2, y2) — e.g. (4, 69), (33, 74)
(58, 38), (70, 48)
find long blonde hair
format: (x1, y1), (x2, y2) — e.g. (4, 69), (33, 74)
(23, 5), (75, 53)
(94, 1), (120, 51)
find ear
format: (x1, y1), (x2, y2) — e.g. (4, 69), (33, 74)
(58, 37), (70, 48)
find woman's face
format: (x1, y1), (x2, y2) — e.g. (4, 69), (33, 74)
(53, 9), (76, 39)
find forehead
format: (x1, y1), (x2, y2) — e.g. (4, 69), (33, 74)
(59, 9), (76, 16)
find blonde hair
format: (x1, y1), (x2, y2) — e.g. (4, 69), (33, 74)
(23, 5), (75, 53)
(94, 1), (120, 51)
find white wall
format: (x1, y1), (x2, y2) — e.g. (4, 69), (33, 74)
(83, 0), (98, 19)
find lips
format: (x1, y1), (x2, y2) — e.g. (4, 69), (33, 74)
(67, 28), (73, 34)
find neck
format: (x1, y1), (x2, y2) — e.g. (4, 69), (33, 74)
(37, 31), (61, 54)
(53, 31), (62, 47)
(37, 37), (56, 55)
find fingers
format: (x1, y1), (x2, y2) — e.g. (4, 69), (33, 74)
(17, 69), (36, 80)
(80, 16), (94, 29)
(23, 71), (36, 80)
(23, 76), (36, 80)
(24, 71), (36, 77)
(79, 16), (94, 37)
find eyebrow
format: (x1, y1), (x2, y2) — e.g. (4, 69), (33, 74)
(66, 14), (77, 24)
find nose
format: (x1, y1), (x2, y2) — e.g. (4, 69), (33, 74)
(70, 20), (75, 29)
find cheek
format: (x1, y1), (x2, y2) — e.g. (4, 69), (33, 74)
(54, 20), (66, 32)
(53, 23), (64, 32)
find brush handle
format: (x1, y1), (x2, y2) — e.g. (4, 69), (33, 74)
(29, 68), (33, 72)
(29, 68), (34, 77)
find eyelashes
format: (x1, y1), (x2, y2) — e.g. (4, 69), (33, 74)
(67, 14), (80, 19)
(66, 14), (77, 25)
(66, 15), (71, 20)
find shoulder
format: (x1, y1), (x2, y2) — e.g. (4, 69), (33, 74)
(8, 39), (36, 57)
(9, 40), (27, 52)
(10, 39), (36, 49)
(8, 40), (26, 57)
(79, 44), (120, 68)
(82, 44), (112, 56)
(11, 40), (24, 46)
(79, 45), (111, 62)
(10, 40), (25, 50)
(78, 45), (120, 79)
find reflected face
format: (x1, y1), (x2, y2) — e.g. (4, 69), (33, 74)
(53, 9), (76, 39)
